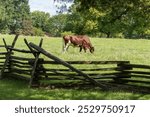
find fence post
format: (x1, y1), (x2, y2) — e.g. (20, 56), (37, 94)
(113, 61), (132, 83)
(29, 39), (43, 87)
(0, 35), (19, 79)
(3, 38), (12, 73)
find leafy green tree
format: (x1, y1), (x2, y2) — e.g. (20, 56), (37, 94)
(0, 0), (9, 33)
(32, 27), (44, 36)
(0, 0), (31, 34)
(75, 0), (150, 38)
(64, 13), (84, 34)
(47, 14), (67, 36)
(56, 0), (150, 38)
(31, 11), (50, 33)
(22, 19), (33, 35)
(81, 7), (102, 36)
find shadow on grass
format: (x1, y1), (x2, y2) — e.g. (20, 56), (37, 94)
(0, 79), (149, 100)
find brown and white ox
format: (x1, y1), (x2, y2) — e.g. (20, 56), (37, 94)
(62, 35), (94, 53)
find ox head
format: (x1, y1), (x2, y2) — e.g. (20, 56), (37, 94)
(63, 35), (72, 41)
(90, 46), (94, 53)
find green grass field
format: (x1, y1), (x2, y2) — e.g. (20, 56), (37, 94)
(0, 34), (150, 99)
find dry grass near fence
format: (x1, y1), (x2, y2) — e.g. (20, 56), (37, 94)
(0, 34), (150, 99)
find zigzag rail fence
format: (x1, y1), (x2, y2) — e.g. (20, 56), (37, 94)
(0, 35), (150, 89)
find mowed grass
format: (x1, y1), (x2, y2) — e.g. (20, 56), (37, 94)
(0, 34), (150, 100)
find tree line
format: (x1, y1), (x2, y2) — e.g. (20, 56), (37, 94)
(0, 0), (150, 39)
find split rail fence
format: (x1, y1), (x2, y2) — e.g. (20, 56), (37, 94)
(0, 35), (150, 88)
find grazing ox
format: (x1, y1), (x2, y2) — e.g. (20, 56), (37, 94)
(63, 35), (94, 53)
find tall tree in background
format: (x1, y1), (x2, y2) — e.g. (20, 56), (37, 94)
(54, 0), (150, 38)
(63, 3), (84, 35)
(75, 0), (150, 38)
(0, 0), (32, 34)
(47, 14), (67, 36)
(0, 0), (8, 33)
(31, 11), (50, 32)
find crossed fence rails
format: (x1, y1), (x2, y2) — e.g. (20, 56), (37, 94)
(0, 35), (150, 89)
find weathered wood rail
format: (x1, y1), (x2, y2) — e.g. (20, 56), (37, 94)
(0, 46), (7, 70)
(0, 39), (12, 73)
(33, 60), (131, 79)
(0, 35), (150, 88)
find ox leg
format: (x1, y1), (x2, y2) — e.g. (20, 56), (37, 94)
(62, 40), (66, 52)
(62, 43), (66, 52)
(66, 44), (70, 51)
(79, 46), (82, 52)
(62, 44), (65, 52)
(84, 47), (87, 53)
(63, 41), (71, 52)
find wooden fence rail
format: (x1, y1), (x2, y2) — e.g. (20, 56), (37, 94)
(0, 44), (10, 71)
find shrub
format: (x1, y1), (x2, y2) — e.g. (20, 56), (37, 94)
(0, 27), (10, 34)
(32, 27), (44, 36)
(22, 19), (33, 36)
(113, 33), (124, 38)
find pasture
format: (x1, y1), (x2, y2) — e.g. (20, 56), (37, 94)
(0, 34), (150, 99)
